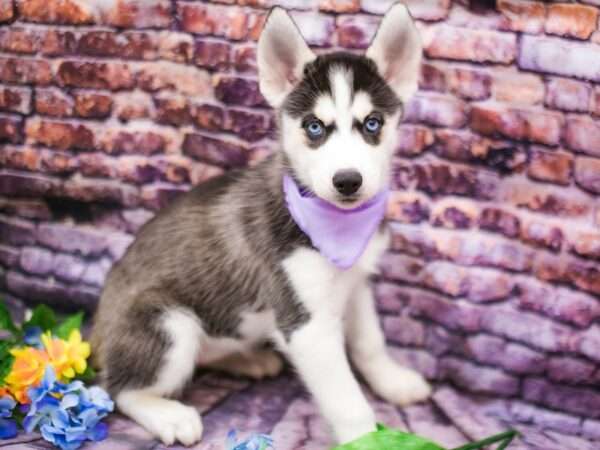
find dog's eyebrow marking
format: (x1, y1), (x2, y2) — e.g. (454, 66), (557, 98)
(331, 68), (353, 129)
(314, 95), (336, 125)
(351, 91), (373, 122)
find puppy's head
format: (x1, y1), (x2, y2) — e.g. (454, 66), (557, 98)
(258, 3), (422, 208)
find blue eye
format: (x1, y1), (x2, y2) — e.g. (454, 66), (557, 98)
(365, 117), (381, 133)
(305, 120), (324, 137)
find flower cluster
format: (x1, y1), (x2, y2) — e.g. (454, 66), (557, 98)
(4, 330), (90, 403)
(226, 428), (274, 450)
(0, 300), (113, 450)
(5, 330), (90, 404)
(23, 366), (113, 450)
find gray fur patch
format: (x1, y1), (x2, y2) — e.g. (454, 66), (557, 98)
(92, 153), (311, 395)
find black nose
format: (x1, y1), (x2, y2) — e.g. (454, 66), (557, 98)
(333, 170), (363, 196)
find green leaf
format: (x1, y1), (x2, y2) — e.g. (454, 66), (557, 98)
(10, 405), (26, 428)
(0, 339), (15, 385)
(450, 430), (521, 450)
(0, 299), (17, 335)
(22, 304), (58, 333)
(332, 425), (445, 450)
(54, 311), (84, 340)
(77, 364), (97, 381)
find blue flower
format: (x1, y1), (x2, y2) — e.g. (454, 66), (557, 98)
(23, 395), (70, 435)
(78, 386), (114, 416)
(28, 366), (84, 404)
(40, 424), (87, 450)
(26, 366), (60, 412)
(0, 397), (18, 440)
(226, 429), (274, 450)
(0, 397), (16, 419)
(76, 408), (108, 442)
(24, 366), (114, 450)
(23, 326), (43, 348)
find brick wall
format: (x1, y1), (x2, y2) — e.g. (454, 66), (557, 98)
(0, 0), (599, 442)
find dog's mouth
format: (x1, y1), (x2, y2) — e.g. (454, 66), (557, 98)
(339, 196), (360, 204)
(333, 194), (363, 209)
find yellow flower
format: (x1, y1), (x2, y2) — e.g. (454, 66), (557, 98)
(5, 347), (49, 404)
(40, 330), (89, 380)
(64, 329), (90, 375)
(41, 332), (73, 379)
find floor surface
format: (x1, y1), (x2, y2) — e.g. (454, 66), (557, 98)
(1, 370), (597, 450)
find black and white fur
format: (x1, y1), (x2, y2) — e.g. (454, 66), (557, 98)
(91, 3), (429, 446)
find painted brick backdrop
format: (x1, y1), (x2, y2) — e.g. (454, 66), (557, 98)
(0, 0), (599, 444)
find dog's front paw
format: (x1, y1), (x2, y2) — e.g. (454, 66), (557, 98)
(369, 364), (432, 406)
(117, 392), (203, 447)
(145, 401), (203, 447)
(333, 410), (377, 444)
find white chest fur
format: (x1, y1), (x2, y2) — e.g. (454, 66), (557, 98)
(281, 228), (390, 321)
(196, 228), (389, 364)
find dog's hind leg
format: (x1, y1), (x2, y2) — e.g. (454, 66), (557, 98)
(104, 294), (203, 447)
(203, 347), (284, 379)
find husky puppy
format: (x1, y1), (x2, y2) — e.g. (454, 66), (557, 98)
(91, 3), (430, 446)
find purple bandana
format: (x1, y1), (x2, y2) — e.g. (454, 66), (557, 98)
(283, 174), (388, 271)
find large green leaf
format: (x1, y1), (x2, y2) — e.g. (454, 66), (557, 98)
(54, 311), (84, 340)
(22, 304), (58, 332)
(332, 424), (445, 450)
(0, 299), (17, 335)
(0, 339), (15, 384)
(332, 425), (521, 450)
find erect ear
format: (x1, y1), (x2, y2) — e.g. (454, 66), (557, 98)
(366, 3), (422, 104)
(257, 7), (315, 108)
